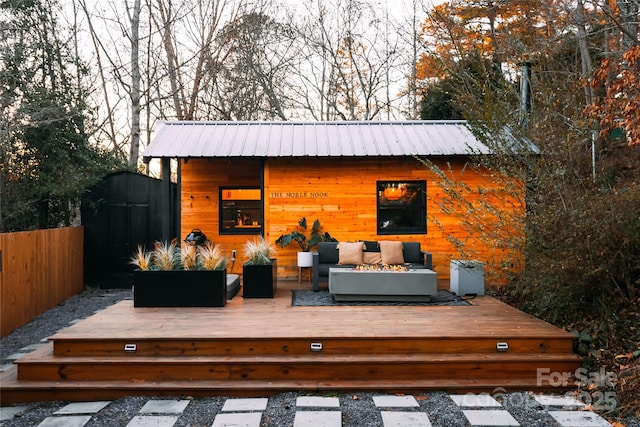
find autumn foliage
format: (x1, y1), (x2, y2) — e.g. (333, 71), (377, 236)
(587, 45), (640, 146)
(416, 1), (640, 421)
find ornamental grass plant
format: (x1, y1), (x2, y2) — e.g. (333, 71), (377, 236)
(243, 237), (276, 265)
(130, 241), (228, 271)
(199, 241), (227, 271)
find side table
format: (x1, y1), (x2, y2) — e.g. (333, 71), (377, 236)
(298, 266), (312, 283)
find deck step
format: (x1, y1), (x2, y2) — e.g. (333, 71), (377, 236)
(0, 295), (583, 405)
(52, 336), (574, 356)
(0, 366), (562, 405)
(16, 343), (581, 383)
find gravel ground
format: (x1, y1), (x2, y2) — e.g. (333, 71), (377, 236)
(2, 287), (639, 427)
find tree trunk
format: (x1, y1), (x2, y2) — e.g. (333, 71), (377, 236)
(575, 0), (595, 106)
(155, 0), (185, 119)
(129, 0), (142, 168)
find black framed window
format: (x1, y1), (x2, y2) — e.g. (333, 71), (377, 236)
(377, 181), (426, 234)
(219, 187), (262, 235)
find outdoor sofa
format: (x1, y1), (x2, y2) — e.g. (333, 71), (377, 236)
(311, 240), (433, 292)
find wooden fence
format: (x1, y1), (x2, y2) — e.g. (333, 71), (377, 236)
(0, 227), (84, 337)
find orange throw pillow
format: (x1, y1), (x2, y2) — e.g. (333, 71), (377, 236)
(379, 240), (404, 264)
(337, 242), (365, 265)
(363, 251), (382, 265)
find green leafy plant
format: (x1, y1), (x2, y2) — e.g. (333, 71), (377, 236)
(275, 217), (337, 251)
(243, 237), (276, 265)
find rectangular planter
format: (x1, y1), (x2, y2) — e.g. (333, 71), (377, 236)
(450, 260), (485, 296)
(242, 259), (277, 298)
(133, 270), (227, 307)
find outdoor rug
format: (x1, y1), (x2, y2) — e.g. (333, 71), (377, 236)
(291, 289), (471, 307)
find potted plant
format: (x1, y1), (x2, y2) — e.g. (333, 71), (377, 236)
(242, 237), (278, 298)
(131, 241), (229, 307)
(275, 217), (337, 268)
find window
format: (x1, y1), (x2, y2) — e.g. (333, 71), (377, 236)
(377, 181), (426, 234)
(219, 187), (262, 235)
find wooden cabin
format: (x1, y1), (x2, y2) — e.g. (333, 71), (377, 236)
(143, 121), (524, 282)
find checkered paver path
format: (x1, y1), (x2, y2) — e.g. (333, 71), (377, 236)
(0, 393), (616, 427)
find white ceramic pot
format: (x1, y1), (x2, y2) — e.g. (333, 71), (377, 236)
(297, 251), (313, 267)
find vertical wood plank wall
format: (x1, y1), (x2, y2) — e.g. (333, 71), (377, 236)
(180, 157), (524, 280)
(0, 227), (84, 337)
(181, 159), (262, 275)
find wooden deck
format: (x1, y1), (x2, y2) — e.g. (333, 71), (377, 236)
(0, 280), (582, 404)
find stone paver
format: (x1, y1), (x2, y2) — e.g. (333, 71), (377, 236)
(296, 396), (340, 408)
(381, 410), (432, 427)
(463, 409), (520, 426)
(450, 393), (502, 407)
(534, 394), (585, 408)
(125, 415), (179, 427)
(293, 410), (342, 427)
(20, 343), (46, 352)
(5, 353), (27, 361)
(1, 405), (30, 421)
(221, 397), (269, 412)
(549, 410), (613, 427)
(373, 395), (419, 408)
(139, 399), (190, 414)
(212, 412), (263, 427)
(38, 415), (92, 427)
(54, 401), (111, 414)
(0, 394), (626, 426)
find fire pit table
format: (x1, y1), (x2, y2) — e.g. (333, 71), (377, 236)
(328, 267), (437, 302)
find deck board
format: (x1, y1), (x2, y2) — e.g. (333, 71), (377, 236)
(52, 282), (571, 341)
(1, 280), (582, 404)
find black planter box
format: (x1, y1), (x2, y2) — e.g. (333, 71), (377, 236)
(133, 270), (227, 307)
(242, 259), (277, 298)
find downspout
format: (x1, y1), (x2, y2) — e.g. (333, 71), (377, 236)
(261, 158), (267, 239)
(161, 157), (171, 242)
(176, 158), (181, 242)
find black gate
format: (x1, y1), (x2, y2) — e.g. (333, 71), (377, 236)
(82, 171), (178, 288)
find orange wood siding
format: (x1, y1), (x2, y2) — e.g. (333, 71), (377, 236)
(180, 157), (524, 281)
(181, 159), (262, 275)
(0, 227), (84, 337)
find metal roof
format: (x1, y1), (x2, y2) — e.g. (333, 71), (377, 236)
(143, 120), (491, 160)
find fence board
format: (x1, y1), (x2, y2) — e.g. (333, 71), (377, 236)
(0, 227), (84, 336)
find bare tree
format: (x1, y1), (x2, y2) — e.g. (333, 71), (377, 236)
(290, 0), (401, 120)
(616, 0), (639, 50)
(151, 0), (245, 121)
(207, 3), (298, 120)
(129, 0), (142, 168)
(77, 0), (155, 165)
(573, 0), (595, 105)
(387, 0), (426, 119)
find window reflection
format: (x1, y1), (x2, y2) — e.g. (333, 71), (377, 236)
(377, 181), (426, 234)
(220, 187), (262, 234)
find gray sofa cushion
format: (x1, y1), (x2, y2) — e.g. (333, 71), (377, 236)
(312, 241), (432, 292)
(318, 242), (339, 264)
(402, 242), (422, 264)
(361, 240), (380, 252)
(318, 241), (423, 264)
